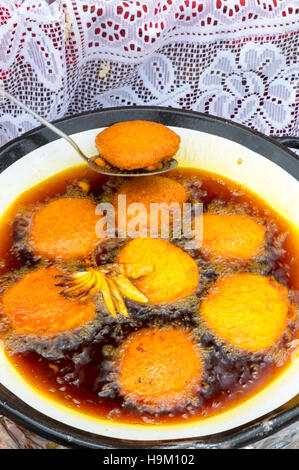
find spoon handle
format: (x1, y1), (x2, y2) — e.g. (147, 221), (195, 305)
(1, 90), (89, 164)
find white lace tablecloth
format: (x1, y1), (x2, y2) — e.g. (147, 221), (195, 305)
(0, 0), (298, 449)
(0, 0), (298, 145)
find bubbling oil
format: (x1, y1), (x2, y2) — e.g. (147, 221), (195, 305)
(0, 164), (298, 425)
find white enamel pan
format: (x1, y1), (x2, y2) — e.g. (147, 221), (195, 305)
(0, 107), (298, 448)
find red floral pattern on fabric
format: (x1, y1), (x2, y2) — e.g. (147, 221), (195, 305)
(0, 0), (298, 144)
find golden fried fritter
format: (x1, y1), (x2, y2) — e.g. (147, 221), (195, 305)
(118, 238), (199, 304)
(29, 197), (103, 261)
(95, 121), (180, 170)
(0, 267), (96, 337)
(116, 327), (203, 412)
(200, 274), (295, 353)
(114, 176), (187, 233)
(201, 213), (266, 261)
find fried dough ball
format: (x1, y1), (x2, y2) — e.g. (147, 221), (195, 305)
(29, 197), (103, 261)
(201, 213), (266, 261)
(118, 238), (199, 304)
(95, 121), (180, 170)
(0, 267), (96, 337)
(114, 176), (188, 233)
(116, 328), (203, 412)
(200, 274), (295, 353)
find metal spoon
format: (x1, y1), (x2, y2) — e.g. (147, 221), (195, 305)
(1, 90), (178, 177)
